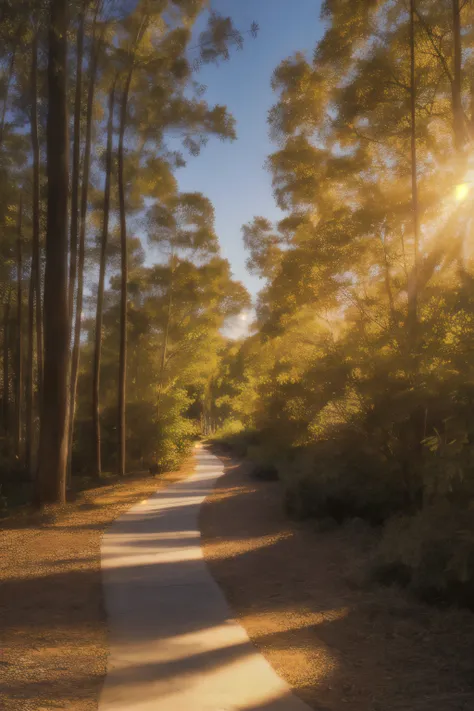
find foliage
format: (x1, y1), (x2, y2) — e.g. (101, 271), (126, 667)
(208, 0), (474, 605)
(374, 502), (474, 608)
(0, 0), (254, 504)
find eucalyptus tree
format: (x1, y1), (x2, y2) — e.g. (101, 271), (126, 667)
(37, 0), (69, 504)
(111, 1), (252, 475)
(215, 0), (474, 550)
(0, 0), (258, 502)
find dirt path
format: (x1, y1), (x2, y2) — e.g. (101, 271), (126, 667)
(201, 453), (474, 711)
(0, 461), (193, 711)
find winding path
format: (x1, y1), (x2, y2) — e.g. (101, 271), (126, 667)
(99, 446), (311, 711)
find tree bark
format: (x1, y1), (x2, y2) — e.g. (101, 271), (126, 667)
(117, 68), (133, 476)
(26, 242), (34, 474)
(37, 0), (70, 506)
(2, 293), (11, 436)
(68, 4), (85, 328)
(68, 15), (101, 479)
(15, 195), (23, 462)
(92, 80), (116, 479)
(31, 26), (43, 402)
(26, 26), (42, 476)
(407, 0), (420, 347)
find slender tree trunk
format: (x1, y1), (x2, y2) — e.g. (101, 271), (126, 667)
(116, 17), (148, 477)
(452, 0), (465, 155)
(407, 0), (420, 347)
(160, 251), (175, 377)
(26, 26), (42, 476)
(92, 81), (116, 479)
(117, 68), (133, 476)
(381, 237), (396, 324)
(2, 294), (11, 435)
(15, 196), (23, 463)
(68, 19), (101, 479)
(31, 26), (43, 402)
(37, 0), (70, 506)
(68, 4), (85, 328)
(26, 247), (35, 474)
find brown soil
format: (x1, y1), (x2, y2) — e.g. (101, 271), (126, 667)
(0, 460), (193, 711)
(201, 452), (474, 711)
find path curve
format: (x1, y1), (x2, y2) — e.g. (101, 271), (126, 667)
(99, 446), (311, 711)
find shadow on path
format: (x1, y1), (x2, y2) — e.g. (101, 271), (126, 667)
(98, 446), (315, 711)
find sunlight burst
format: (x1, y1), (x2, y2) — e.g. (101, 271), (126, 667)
(455, 183), (470, 202)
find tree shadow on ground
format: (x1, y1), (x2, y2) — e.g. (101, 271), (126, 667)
(1, 448), (474, 711)
(200, 449), (474, 711)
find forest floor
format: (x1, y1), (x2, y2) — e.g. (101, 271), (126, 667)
(201, 450), (474, 711)
(0, 460), (193, 711)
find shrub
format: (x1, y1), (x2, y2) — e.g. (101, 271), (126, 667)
(73, 390), (198, 475)
(209, 425), (261, 458)
(281, 434), (416, 525)
(374, 502), (474, 608)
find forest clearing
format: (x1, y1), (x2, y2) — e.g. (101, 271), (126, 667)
(2, 0), (474, 709)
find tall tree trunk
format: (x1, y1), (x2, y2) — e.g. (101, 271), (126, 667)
(15, 195), (23, 463)
(26, 26), (42, 476)
(116, 17), (148, 477)
(407, 0), (420, 348)
(117, 68), (133, 477)
(92, 81), (116, 479)
(381, 235), (396, 324)
(26, 245), (35, 474)
(31, 26), (43, 401)
(68, 17), (101, 479)
(2, 293), (11, 435)
(452, 0), (465, 155)
(68, 4), (85, 328)
(38, 0), (70, 506)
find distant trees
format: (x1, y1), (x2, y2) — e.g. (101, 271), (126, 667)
(0, 0), (255, 505)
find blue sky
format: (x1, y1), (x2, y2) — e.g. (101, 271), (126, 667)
(175, 0), (324, 300)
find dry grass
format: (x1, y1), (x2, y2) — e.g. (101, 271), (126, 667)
(201, 452), (474, 711)
(0, 460), (193, 711)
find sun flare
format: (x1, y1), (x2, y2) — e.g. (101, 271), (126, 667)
(455, 183), (470, 202)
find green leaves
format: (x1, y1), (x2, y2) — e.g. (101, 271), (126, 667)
(148, 191), (218, 255)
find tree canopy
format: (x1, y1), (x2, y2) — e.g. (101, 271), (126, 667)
(209, 0), (474, 605)
(0, 0), (254, 502)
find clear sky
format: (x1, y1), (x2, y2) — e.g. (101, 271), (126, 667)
(175, 0), (324, 300)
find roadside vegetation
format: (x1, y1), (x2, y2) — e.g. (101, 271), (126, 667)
(208, 0), (474, 608)
(202, 454), (474, 711)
